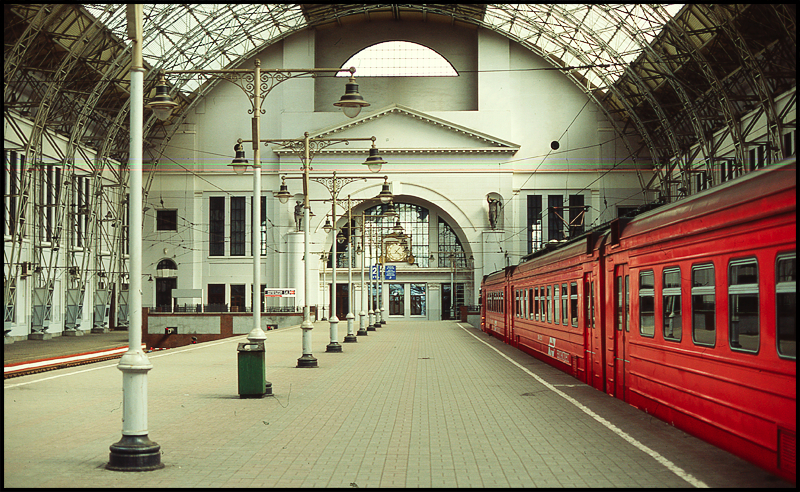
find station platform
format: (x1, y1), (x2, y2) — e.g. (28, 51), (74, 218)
(4, 320), (792, 488)
(4, 330), (134, 377)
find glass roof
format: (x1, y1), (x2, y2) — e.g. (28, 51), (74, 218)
(340, 41), (459, 77)
(481, 4), (683, 89)
(82, 4), (683, 94)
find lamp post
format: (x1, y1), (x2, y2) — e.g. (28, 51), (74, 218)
(354, 211), (368, 337)
(367, 216), (377, 330)
(362, 203), (398, 330)
(272, 135), (389, 364)
(147, 59), (369, 376)
(325, 189), (390, 344)
(342, 196), (358, 342)
(107, 4), (164, 472)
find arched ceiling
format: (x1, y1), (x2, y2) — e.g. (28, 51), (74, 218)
(4, 4), (796, 199)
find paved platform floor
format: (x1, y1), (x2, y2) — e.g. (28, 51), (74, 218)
(4, 330), (131, 365)
(4, 320), (792, 488)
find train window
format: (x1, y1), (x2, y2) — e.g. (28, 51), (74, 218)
(692, 264), (716, 347)
(625, 276), (630, 332)
(562, 283), (568, 325)
(547, 286), (552, 323)
(528, 288), (534, 320)
(590, 281), (595, 329)
(570, 282), (578, 327)
(776, 253), (796, 359)
(616, 275), (624, 331)
(523, 289), (528, 319)
(729, 258), (759, 353)
(539, 287), (545, 322)
(639, 270), (655, 337)
(534, 287), (539, 320)
(520, 289), (528, 319)
(522, 289), (526, 318)
(554, 285), (560, 324)
(663, 268), (682, 342)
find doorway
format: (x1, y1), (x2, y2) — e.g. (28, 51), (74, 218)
(608, 263), (630, 402)
(155, 277), (177, 312)
(441, 283), (465, 320)
(329, 283), (349, 320)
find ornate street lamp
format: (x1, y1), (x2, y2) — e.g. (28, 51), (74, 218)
(333, 72), (369, 118)
(146, 59), (371, 381)
(259, 133), (389, 366)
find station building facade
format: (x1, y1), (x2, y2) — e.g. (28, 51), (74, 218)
(135, 21), (652, 325)
(5, 15), (654, 336)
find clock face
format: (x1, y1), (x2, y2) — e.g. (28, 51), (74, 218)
(385, 242), (406, 262)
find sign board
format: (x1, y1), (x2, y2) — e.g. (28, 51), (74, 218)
(384, 265), (396, 280)
(370, 265), (381, 280)
(264, 289), (296, 298)
(171, 289), (203, 299)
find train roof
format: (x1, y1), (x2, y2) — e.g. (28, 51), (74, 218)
(483, 157), (796, 284)
(622, 157), (795, 241)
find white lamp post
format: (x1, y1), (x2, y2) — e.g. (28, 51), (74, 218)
(107, 4), (163, 471)
(356, 213), (369, 336)
(146, 59), (369, 373)
(342, 196), (358, 343)
(272, 137), (388, 365)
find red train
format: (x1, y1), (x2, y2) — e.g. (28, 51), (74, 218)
(482, 158), (796, 483)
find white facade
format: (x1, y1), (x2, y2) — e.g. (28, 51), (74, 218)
(137, 22), (651, 323)
(4, 19), (654, 337)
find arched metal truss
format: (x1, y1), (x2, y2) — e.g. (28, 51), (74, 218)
(4, 4), (797, 327)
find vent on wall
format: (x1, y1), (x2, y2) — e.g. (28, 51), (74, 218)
(778, 427), (796, 481)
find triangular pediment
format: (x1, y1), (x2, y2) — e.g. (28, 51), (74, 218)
(277, 104), (519, 155)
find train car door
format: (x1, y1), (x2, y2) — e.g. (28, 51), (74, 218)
(504, 283), (511, 344)
(584, 272), (603, 391)
(613, 264), (630, 402)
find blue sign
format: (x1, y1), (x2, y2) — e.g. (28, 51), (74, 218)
(384, 265), (396, 280)
(370, 264), (380, 280)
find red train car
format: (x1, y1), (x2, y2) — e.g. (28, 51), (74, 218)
(481, 158), (796, 482)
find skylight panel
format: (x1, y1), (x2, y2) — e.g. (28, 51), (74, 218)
(339, 41), (458, 77)
(81, 4), (682, 95)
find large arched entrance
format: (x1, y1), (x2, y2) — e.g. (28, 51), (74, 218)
(325, 199), (474, 321)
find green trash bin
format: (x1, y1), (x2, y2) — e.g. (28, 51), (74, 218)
(237, 341), (271, 398)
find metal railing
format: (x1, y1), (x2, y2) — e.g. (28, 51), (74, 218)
(148, 304), (302, 314)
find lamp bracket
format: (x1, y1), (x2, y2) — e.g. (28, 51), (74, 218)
(263, 136), (371, 166)
(161, 67), (347, 117)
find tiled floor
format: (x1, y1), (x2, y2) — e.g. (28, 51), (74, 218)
(4, 320), (792, 488)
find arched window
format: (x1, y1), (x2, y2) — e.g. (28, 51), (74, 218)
(339, 41), (458, 77)
(157, 259), (177, 270)
(156, 258), (178, 278)
(331, 202), (467, 270)
(438, 219), (468, 268)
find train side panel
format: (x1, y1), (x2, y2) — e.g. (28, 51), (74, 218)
(506, 239), (601, 383)
(480, 159), (795, 482)
(620, 163), (796, 482)
(482, 269), (510, 343)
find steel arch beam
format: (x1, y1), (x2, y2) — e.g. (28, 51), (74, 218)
(4, 4), (121, 321)
(599, 5), (714, 201)
(705, 5), (785, 163)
